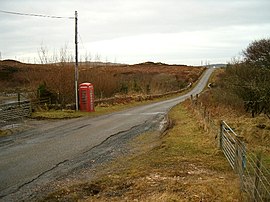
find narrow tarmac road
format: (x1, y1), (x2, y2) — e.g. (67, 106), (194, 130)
(0, 68), (214, 200)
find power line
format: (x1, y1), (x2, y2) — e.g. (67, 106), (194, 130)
(0, 9), (74, 19)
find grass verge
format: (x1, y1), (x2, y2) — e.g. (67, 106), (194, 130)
(31, 104), (132, 120)
(31, 90), (192, 120)
(42, 104), (240, 202)
(31, 100), (157, 120)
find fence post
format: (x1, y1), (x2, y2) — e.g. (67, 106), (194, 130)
(203, 106), (206, 119)
(190, 95), (194, 107)
(29, 101), (32, 116)
(253, 153), (262, 202)
(18, 92), (21, 103)
(219, 121), (223, 149)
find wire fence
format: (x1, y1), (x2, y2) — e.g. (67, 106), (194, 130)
(190, 94), (219, 136)
(242, 152), (270, 201)
(190, 95), (270, 201)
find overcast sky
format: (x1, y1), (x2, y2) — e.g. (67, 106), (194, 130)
(0, 0), (269, 65)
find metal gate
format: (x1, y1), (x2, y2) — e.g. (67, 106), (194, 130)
(220, 121), (270, 201)
(219, 121), (246, 172)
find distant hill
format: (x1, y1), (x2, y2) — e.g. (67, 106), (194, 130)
(0, 60), (22, 81)
(0, 59), (205, 96)
(135, 61), (188, 67)
(207, 64), (227, 68)
(1, 59), (23, 64)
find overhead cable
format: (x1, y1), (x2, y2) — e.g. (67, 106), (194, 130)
(0, 9), (74, 19)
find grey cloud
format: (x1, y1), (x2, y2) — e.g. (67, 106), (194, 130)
(0, 0), (269, 63)
(76, 0), (270, 42)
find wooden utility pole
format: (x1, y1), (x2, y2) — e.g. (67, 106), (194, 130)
(75, 11), (79, 111)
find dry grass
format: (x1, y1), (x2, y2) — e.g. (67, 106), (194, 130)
(30, 85), (197, 120)
(0, 60), (204, 104)
(30, 104), (134, 119)
(0, 130), (9, 137)
(198, 69), (270, 168)
(42, 104), (241, 202)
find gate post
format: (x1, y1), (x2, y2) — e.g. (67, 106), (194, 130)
(219, 121), (223, 149)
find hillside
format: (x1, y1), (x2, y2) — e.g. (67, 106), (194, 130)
(0, 60), (205, 105)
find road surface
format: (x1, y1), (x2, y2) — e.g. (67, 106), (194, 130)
(0, 68), (214, 200)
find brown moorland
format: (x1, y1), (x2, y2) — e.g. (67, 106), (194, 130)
(0, 60), (205, 105)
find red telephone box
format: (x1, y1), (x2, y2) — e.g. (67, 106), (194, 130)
(79, 83), (95, 112)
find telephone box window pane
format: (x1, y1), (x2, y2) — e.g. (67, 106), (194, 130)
(82, 90), (87, 104)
